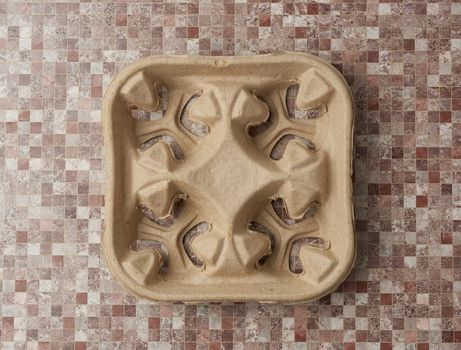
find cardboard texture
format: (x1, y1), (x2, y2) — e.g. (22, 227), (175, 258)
(102, 52), (355, 302)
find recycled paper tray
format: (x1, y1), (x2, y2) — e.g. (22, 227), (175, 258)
(102, 52), (355, 302)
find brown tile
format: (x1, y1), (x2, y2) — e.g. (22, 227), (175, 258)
(1, 0), (459, 347)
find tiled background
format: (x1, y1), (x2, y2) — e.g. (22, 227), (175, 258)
(1, 0), (461, 349)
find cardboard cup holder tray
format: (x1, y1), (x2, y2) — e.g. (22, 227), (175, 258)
(102, 52), (355, 302)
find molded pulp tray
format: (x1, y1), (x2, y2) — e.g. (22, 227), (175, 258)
(102, 52), (355, 303)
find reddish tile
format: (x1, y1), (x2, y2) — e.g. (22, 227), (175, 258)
(1, 1), (459, 348)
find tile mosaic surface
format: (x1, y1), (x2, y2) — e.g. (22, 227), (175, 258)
(1, 0), (461, 349)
